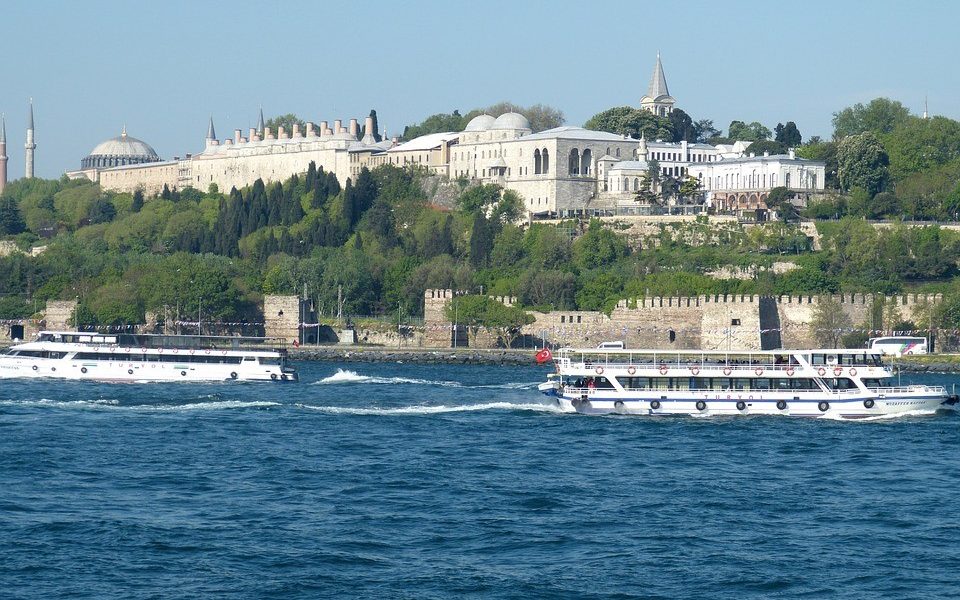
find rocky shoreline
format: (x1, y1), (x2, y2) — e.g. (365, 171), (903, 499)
(288, 346), (543, 366)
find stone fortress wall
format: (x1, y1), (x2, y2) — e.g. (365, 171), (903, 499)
(422, 289), (942, 351)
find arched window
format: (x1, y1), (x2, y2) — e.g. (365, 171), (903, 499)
(580, 149), (592, 175)
(785, 172), (791, 188)
(624, 177), (630, 191)
(541, 148), (549, 174)
(534, 149), (542, 175)
(633, 177), (639, 191)
(616, 148), (621, 158)
(568, 148), (580, 175)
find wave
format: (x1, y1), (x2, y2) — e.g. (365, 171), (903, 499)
(314, 369), (538, 390)
(296, 401), (563, 416)
(0, 398), (281, 411)
(825, 407), (949, 422)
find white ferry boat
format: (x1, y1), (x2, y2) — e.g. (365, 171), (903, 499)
(0, 331), (298, 383)
(538, 347), (957, 419)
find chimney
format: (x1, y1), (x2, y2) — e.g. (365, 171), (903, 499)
(292, 123), (301, 138)
(788, 148), (796, 159)
(392, 136), (399, 144)
(249, 128), (257, 141)
(320, 121), (328, 136)
(763, 151), (769, 157)
(224, 138), (233, 145)
(306, 122), (315, 137)
(278, 125), (286, 139)
(265, 127), (274, 140)
(234, 129), (242, 144)
(348, 118), (359, 138)
(333, 119), (342, 134)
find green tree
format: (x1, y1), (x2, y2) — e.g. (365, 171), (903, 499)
(796, 140), (839, 188)
(264, 113), (307, 136)
(131, 188), (144, 213)
(832, 98), (911, 139)
(668, 108), (696, 142)
(584, 106), (672, 139)
(0, 197), (26, 234)
(882, 115), (960, 180)
(402, 111), (465, 140)
(837, 132), (889, 196)
(572, 220), (628, 270)
(728, 120), (771, 141)
(774, 121), (802, 146)
(445, 295), (534, 347)
(811, 296), (853, 347)
(746, 140), (787, 156)
(694, 119), (721, 143)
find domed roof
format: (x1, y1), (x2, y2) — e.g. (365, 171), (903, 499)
(464, 114), (496, 131)
(491, 112), (531, 131)
(87, 128), (159, 159)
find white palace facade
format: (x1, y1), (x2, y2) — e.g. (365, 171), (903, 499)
(70, 56), (825, 218)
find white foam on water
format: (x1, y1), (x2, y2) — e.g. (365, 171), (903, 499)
(0, 398), (280, 411)
(825, 407), (946, 422)
(315, 369), (539, 390)
(296, 401), (564, 416)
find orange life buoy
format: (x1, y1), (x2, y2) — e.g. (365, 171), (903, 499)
(786, 367), (795, 376)
(833, 367), (843, 377)
(817, 367), (826, 376)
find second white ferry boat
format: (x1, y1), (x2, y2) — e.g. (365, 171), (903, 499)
(538, 347), (956, 419)
(0, 331), (298, 383)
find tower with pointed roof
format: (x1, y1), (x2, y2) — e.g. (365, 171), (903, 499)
(205, 116), (217, 148)
(257, 107), (265, 137)
(639, 53), (676, 117)
(25, 100), (36, 178)
(0, 114), (7, 194)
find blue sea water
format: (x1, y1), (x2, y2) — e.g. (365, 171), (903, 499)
(1, 361), (958, 599)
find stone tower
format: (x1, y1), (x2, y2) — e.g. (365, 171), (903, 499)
(0, 114), (7, 194)
(24, 100), (35, 179)
(639, 53), (676, 117)
(205, 116), (217, 148)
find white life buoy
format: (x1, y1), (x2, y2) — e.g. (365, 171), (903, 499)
(833, 367), (843, 377)
(659, 364), (668, 375)
(817, 367), (826, 377)
(627, 365), (636, 375)
(849, 368), (857, 377)
(723, 367), (732, 376)
(690, 366), (700, 375)
(786, 367), (795, 377)
(595, 366), (604, 375)
(755, 367), (764, 376)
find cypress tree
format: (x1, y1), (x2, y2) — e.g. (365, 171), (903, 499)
(306, 161), (317, 189)
(469, 213), (493, 267)
(131, 188), (144, 212)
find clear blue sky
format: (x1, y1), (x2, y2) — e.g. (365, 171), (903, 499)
(1, 0), (954, 178)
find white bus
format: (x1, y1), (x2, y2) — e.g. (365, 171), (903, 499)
(868, 336), (928, 356)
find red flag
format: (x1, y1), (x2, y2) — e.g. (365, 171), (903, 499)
(535, 348), (553, 364)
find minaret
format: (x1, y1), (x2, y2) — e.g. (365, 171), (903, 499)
(923, 96), (929, 120)
(257, 106), (265, 137)
(638, 132), (648, 161)
(0, 114), (8, 194)
(24, 99), (35, 179)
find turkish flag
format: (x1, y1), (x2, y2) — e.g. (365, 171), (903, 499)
(535, 348), (553, 364)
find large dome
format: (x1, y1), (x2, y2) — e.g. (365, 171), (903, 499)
(82, 129), (161, 169)
(491, 112), (531, 131)
(464, 114), (495, 131)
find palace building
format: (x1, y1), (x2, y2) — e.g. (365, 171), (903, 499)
(67, 56), (825, 217)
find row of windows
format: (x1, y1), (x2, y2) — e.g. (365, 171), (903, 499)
(570, 376), (861, 392)
(72, 352), (244, 364)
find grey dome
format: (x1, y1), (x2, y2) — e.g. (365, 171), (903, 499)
(464, 114), (495, 131)
(491, 112), (531, 131)
(82, 129), (161, 169)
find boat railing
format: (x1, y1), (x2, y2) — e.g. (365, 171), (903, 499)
(557, 358), (882, 373)
(868, 385), (946, 395)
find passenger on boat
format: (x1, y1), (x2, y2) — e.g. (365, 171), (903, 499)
(587, 378), (596, 390)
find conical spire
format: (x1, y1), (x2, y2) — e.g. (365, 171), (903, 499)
(257, 106), (265, 135)
(206, 116), (216, 140)
(647, 52), (670, 99)
(27, 99), (34, 131)
(1, 114), (6, 144)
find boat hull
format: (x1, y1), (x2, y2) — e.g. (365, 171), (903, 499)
(0, 358), (296, 383)
(548, 392), (950, 419)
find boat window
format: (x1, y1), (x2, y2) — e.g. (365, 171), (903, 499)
(259, 357), (281, 366)
(12, 350), (66, 359)
(823, 378), (857, 390)
(733, 378), (750, 390)
(689, 377), (711, 391)
(861, 378), (885, 388)
(811, 354), (825, 365)
(243, 356), (256, 361)
(619, 377), (651, 390)
(752, 378), (771, 390)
